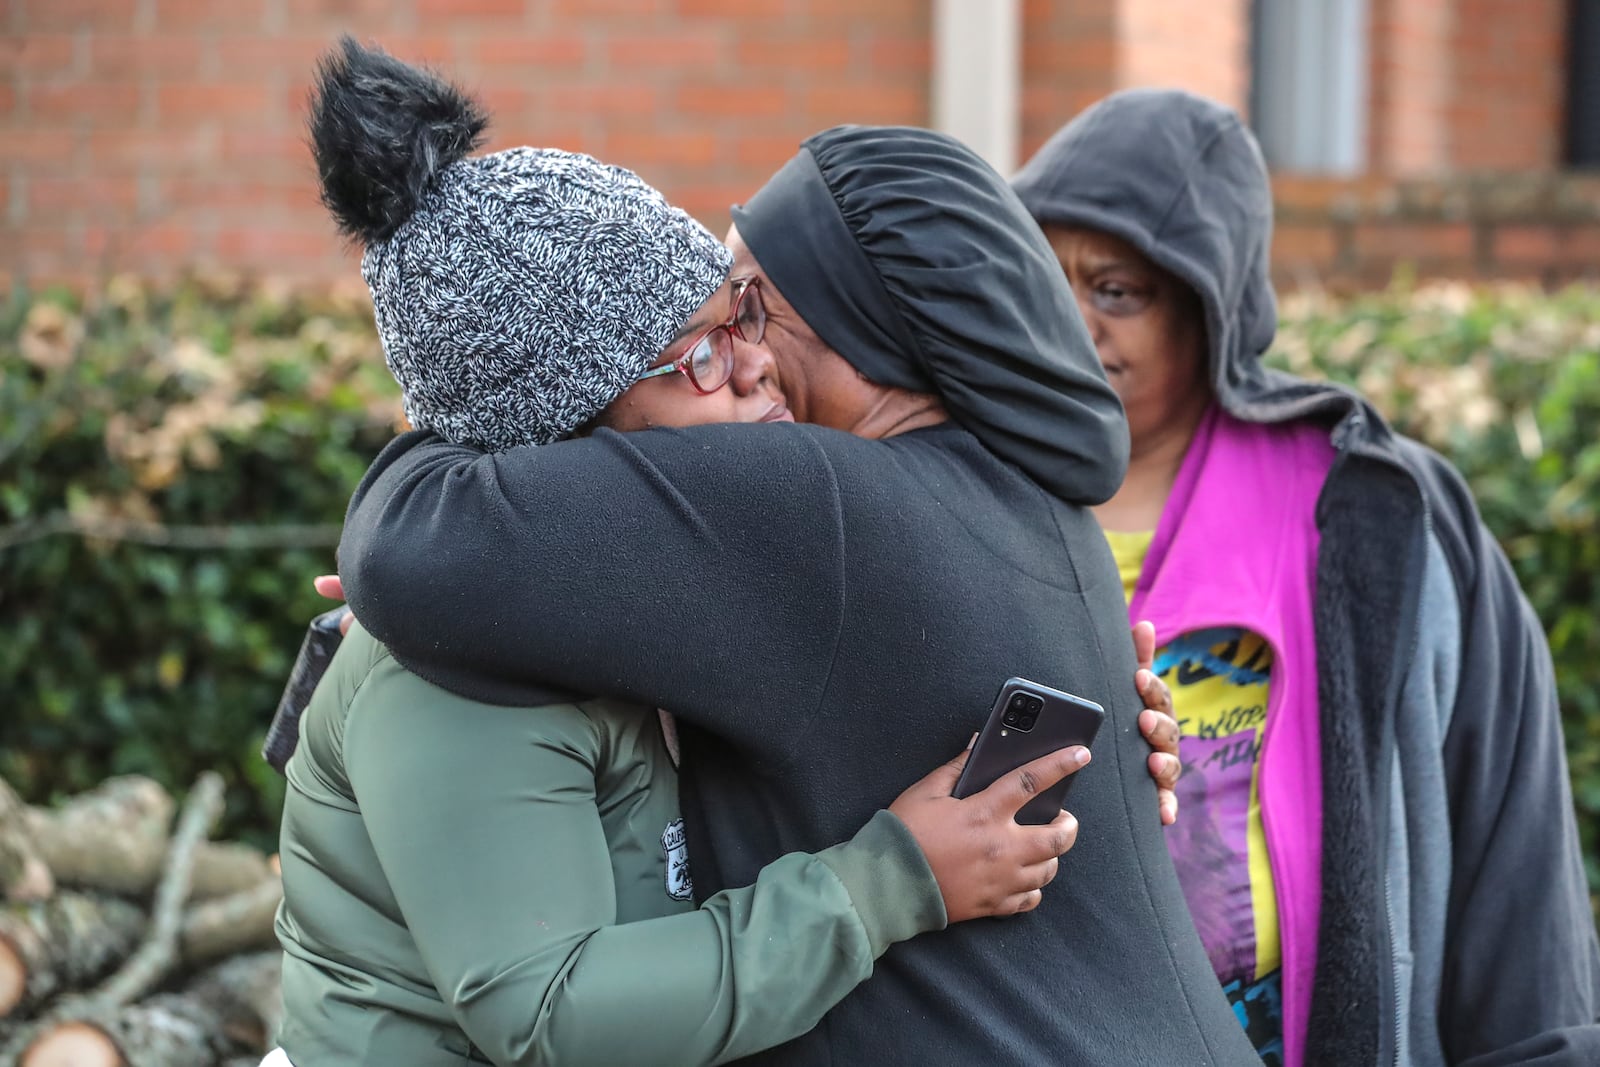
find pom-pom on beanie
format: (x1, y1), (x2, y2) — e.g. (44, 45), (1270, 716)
(309, 36), (732, 449)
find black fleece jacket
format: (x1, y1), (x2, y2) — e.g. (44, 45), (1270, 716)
(340, 420), (1260, 1066)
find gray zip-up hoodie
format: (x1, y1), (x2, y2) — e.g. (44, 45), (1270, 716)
(1013, 88), (1600, 1067)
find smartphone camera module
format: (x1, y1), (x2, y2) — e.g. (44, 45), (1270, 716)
(1002, 691), (1045, 732)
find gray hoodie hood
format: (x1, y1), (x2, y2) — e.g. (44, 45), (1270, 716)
(1013, 88), (1360, 428)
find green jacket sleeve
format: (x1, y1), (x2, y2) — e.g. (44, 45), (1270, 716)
(343, 656), (945, 1067)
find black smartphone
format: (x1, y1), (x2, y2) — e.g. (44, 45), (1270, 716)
(951, 678), (1105, 825)
(262, 605), (351, 774)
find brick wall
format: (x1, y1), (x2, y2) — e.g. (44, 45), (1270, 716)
(3, 0), (1588, 290)
(1019, 0), (1247, 160)
(1021, 0), (1118, 158)
(4, 0), (931, 287)
(1368, 0), (1454, 172)
(1117, 0), (1248, 118)
(1367, 0), (1567, 173)
(1273, 173), (1600, 289)
(1448, 0), (1566, 170)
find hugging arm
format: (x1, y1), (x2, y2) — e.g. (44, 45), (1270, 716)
(343, 650), (1084, 1066)
(339, 427), (843, 749)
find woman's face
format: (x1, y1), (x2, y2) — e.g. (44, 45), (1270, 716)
(596, 277), (794, 431)
(1042, 226), (1210, 451)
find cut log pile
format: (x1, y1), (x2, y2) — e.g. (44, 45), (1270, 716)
(0, 773), (283, 1067)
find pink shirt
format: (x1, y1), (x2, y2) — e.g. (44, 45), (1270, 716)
(1127, 406), (1335, 1067)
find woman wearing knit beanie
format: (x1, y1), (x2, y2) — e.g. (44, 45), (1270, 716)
(268, 39), (1105, 1067)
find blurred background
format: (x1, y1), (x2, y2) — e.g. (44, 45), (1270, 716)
(2, 0), (1598, 906)
(5, 0), (1600, 287)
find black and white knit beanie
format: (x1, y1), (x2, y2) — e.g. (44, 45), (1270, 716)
(309, 37), (731, 449)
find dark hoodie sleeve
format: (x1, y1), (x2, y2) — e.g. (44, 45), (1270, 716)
(337, 426), (847, 750)
(1411, 447), (1600, 1065)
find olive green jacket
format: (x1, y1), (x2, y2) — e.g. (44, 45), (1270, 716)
(274, 625), (945, 1066)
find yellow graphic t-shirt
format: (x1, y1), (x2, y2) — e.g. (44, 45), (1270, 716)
(1105, 528), (1284, 1065)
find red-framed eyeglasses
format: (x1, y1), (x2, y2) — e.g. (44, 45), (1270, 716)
(636, 278), (767, 395)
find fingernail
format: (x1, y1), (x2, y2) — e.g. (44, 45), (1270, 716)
(1136, 669), (1153, 689)
(1072, 747), (1091, 766)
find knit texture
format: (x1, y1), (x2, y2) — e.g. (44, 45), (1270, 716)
(362, 148), (732, 450)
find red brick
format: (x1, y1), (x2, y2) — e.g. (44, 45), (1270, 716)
(215, 226), (333, 261)
(1024, 36), (1115, 75)
(284, 81), (314, 122)
(1493, 225), (1562, 263)
(551, 0), (663, 17)
(676, 83), (789, 119)
(672, 188), (744, 232)
(30, 177), (139, 217)
(606, 31), (729, 71)
(416, 0), (525, 21)
(803, 84), (925, 124)
(85, 222), (199, 261)
(469, 36), (589, 71)
(548, 82), (663, 117)
(1563, 227), (1600, 262)
(217, 130), (307, 167)
(733, 132), (804, 168)
(15, 0), (138, 30)
(604, 130), (722, 169)
(868, 37), (930, 71)
(1273, 176), (1359, 212)
(678, 0), (787, 17)
(730, 37), (851, 73)
(343, 35), (456, 67)
(153, 0), (268, 29)
(1271, 223), (1340, 265)
(83, 225), (124, 258)
(10, 33), (79, 75)
(1350, 222), (1475, 262)
(474, 85), (533, 120)
(8, 227), (84, 284)
(87, 128), (213, 170)
(283, 0), (399, 21)
(131, 223), (207, 260)
(487, 127), (602, 154)
(801, 0), (922, 26)
(7, 129), (79, 165)
(162, 177), (320, 215)
(158, 83), (275, 122)
(211, 36), (328, 78)
(28, 83), (142, 124)
(89, 34), (207, 78)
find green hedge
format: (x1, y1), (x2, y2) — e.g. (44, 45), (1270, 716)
(0, 275), (402, 846)
(2, 278), (1597, 905)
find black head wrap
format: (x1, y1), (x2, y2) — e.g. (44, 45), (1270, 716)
(730, 125), (1128, 504)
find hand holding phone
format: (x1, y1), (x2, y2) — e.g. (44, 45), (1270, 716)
(889, 740), (1090, 921)
(952, 678), (1105, 825)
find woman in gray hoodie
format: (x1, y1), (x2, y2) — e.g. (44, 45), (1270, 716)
(1013, 87), (1600, 1067)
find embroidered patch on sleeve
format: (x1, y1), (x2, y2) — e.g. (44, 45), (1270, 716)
(662, 818), (694, 902)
